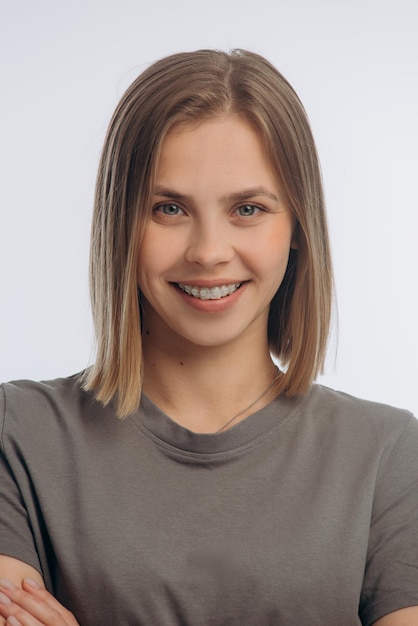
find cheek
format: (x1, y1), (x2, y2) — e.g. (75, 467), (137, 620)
(255, 229), (294, 294)
(136, 237), (156, 288)
(136, 229), (179, 287)
(257, 226), (294, 266)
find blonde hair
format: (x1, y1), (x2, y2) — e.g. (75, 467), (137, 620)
(83, 49), (333, 417)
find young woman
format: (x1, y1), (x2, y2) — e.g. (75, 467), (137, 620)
(0, 49), (417, 626)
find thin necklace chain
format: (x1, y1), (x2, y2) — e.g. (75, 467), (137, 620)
(215, 368), (281, 433)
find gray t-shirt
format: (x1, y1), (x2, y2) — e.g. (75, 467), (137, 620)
(1, 375), (418, 625)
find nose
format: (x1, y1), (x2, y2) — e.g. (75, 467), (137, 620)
(184, 220), (234, 268)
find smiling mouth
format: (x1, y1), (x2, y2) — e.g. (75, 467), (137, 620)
(177, 282), (242, 300)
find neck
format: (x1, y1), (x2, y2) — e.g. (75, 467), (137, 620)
(141, 336), (279, 433)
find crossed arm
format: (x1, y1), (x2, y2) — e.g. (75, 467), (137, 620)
(1, 555), (418, 625)
(0, 556), (78, 625)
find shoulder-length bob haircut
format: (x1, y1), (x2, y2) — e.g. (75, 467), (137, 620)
(83, 49), (333, 417)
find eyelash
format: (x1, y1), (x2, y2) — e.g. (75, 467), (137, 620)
(153, 203), (265, 218)
(154, 203), (185, 216)
(236, 204), (263, 217)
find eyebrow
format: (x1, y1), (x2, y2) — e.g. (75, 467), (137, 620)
(153, 185), (280, 204)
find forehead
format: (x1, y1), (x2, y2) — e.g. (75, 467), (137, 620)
(155, 115), (278, 188)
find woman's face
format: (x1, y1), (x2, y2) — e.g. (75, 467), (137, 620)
(137, 115), (296, 353)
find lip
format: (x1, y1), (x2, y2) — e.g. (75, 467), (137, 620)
(172, 280), (248, 312)
(171, 279), (244, 288)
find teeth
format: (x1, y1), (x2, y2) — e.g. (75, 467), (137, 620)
(178, 282), (241, 300)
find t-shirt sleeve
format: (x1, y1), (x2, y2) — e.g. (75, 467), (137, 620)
(359, 414), (418, 625)
(0, 384), (42, 572)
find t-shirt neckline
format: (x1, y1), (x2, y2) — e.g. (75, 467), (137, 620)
(131, 392), (306, 456)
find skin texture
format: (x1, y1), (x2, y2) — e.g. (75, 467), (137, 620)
(373, 608), (418, 625)
(138, 115), (296, 351)
(0, 558), (43, 590)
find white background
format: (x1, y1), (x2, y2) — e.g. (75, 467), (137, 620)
(1, 0), (417, 415)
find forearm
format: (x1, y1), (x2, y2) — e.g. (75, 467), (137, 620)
(0, 578), (79, 626)
(0, 556), (44, 590)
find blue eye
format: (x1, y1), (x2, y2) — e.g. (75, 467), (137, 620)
(154, 203), (184, 216)
(237, 204), (260, 216)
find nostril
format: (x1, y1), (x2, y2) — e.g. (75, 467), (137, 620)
(185, 240), (234, 267)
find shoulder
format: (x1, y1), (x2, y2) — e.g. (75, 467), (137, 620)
(1, 373), (92, 421)
(308, 382), (412, 416)
(0, 373), (116, 451)
(299, 383), (417, 458)
(1, 372), (88, 401)
(306, 383), (414, 428)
